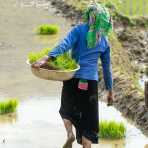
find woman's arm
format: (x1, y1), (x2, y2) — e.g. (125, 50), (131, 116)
(32, 26), (79, 68)
(48, 26), (79, 57)
(100, 45), (114, 105)
(100, 46), (113, 90)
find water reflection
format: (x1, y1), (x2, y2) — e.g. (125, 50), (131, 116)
(0, 99), (147, 148)
(99, 139), (125, 148)
(33, 34), (60, 45)
(0, 113), (17, 125)
(99, 101), (148, 148)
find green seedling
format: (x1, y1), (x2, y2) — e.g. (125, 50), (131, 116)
(28, 48), (78, 70)
(36, 24), (59, 35)
(99, 120), (126, 139)
(0, 99), (19, 115)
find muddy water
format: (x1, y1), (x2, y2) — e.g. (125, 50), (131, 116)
(0, 100), (148, 148)
(0, 0), (72, 100)
(0, 0), (148, 148)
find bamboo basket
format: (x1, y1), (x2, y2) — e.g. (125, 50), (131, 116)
(26, 60), (80, 81)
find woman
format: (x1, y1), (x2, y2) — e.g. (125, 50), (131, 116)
(32, 2), (113, 148)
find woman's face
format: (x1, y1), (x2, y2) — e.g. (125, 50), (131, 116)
(89, 11), (96, 25)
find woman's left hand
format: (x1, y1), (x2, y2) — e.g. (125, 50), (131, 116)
(107, 90), (114, 106)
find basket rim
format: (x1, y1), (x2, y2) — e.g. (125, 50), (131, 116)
(26, 60), (80, 72)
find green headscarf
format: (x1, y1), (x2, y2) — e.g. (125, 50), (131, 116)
(83, 3), (112, 48)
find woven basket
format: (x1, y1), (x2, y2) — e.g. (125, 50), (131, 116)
(26, 60), (80, 81)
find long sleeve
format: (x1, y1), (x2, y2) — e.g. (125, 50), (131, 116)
(48, 26), (79, 57)
(100, 46), (113, 90)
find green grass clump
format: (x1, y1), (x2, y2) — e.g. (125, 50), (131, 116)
(0, 99), (19, 115)
(99, 120), (126, 139)
(101, 0), (148, 17)
(37, 24), (59, 35)
(28, 48), (78, 71)
(66, 0), (148, 16)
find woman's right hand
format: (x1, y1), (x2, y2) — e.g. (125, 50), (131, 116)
(31, 56), (51, 69)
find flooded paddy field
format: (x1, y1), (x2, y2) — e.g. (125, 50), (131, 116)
(0, 0), (148, 147)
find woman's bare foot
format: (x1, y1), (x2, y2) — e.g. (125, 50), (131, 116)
(63, 132), (75, 148)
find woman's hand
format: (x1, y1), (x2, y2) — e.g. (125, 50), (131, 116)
(107, 90), (114, 106)
(31, 56), (51, 69)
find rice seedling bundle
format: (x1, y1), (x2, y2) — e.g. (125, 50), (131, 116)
(28, 48), (78, 71)
(99, 120), (126, 139)
(0, 99), (19, 115)
(36, 24), (59, 35)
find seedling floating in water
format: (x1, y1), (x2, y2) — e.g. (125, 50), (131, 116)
(0, 99), (19, 115)
(28, 48), (78, 71)
(99, 120), (126, 139)
(36, 24), (59, 35)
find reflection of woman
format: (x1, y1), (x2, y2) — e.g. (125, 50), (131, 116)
(32, 3), (113, 148)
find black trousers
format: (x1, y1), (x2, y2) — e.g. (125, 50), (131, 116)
(59, 78), (99, 144)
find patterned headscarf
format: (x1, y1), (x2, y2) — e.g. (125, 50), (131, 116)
(83, 3), (112, 48)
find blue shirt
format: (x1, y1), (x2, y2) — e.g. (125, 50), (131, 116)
(48, 23), (113, 90)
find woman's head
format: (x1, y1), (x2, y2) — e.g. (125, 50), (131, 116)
(83, 3), (112, 48)
(83, 2), (112, 36)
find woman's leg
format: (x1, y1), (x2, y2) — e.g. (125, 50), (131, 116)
(59, 79), (78, 148)
(82, 136), (92, 148)
(76, 80), (99, 146)
(62, 119), (75, 148)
